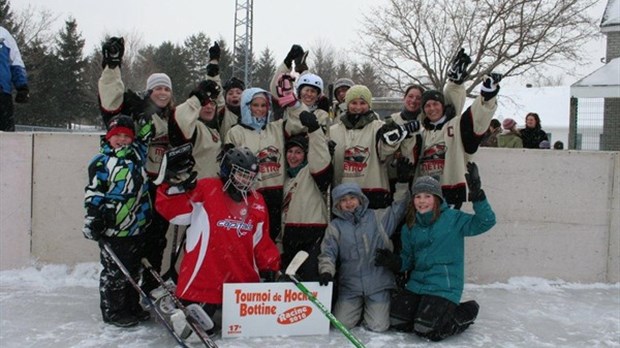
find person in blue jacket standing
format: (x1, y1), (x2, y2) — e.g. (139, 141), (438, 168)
(375, 162), (496, 341)
(0, 26), (29, 131)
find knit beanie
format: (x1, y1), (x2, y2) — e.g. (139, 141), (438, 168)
(344, 85), (373, 108)
(334, 78), (354, 92)
(421, 90), (445, 109)
(223, 77), (245, 93)
(146, 73), (172, 91)
(411, 176), (444, 202)
(285, 134), (309, 153)
(106, 115), (135, 141)
(502, 118), (517, 130)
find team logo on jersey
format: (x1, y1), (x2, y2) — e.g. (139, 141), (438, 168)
(256, 145), (281, 180)
(343, 145), (369, 177)
(419, 142), (447, 178)
(217, 219), (253, 237)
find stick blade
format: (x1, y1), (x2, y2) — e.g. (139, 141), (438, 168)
(186, 303), (215, 331)
(285, 251), (309, 275)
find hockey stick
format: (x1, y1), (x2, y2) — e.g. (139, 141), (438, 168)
(101, 241), (189, 348)
(285, 251), (366, 348)
(142, 258), (218, 348)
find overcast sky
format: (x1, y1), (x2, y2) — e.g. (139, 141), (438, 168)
(13, 0), (610, 86)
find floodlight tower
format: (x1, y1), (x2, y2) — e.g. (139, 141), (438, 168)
(233, 0), (254, 86)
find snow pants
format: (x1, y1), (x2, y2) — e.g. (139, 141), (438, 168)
(334, 290), (391, 332)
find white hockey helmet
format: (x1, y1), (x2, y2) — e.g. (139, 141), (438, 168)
(296, 73), (324, 96)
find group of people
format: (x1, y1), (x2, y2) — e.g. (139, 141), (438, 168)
(480, 112), (564, 149)
(82, 38), (499, 343)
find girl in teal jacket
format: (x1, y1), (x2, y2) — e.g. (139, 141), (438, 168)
(375, 162), (495, 341)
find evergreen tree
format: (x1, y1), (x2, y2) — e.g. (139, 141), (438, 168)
(184, 32), (211, 83)
(151, 41), (192, 102)
(252, 47), (276, 91)
(0, 0), (18, 35)
(215, 38), (233, 83)
(312, 46), (337, 88)
(232, 43), (255, 87)
(55, 18), (90, 127)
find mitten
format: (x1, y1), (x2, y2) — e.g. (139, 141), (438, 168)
(327, 140), (337, 158)
(189, 80), (220, 106)
(206, 63), (219, 77)
(316, 95), (330, 112)
(395, 157), (414, 183)
(299, 111), (320, 133)
(15, 86), (29, 103)
(447, 48), (472, 85)
(276, 74), (297, 107)
(284, 44), (304, 69)
(465, 161), (486, 201)
(319, 272), (333, 286)
(480, 73), (502, 101)
(375, 248), (402, 273)
(101, 37), (124, 69)
(208, 41), (221, 61)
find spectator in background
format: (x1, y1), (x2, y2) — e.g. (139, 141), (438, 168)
(497, 118), (523, 148)
(520, 112), (549, 149)
(332, 77), (355, 119)
(480, 119), (501, 147)
(553, 141), (564, 150)
(0, 26), (29, 131)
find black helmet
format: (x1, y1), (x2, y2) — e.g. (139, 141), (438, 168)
(220, 147), (259, 202)
(223, 77), (245, 92)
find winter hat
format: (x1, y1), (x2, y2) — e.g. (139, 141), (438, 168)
(502, 118), (517, 130)
(146, 73), (172, 91)
(421, 90), (445, 109)
(344, 85), (373, 108)
(411, 176), (444, 202)
(333, 78), (354, 92)
(223, 77), (245, 93)
(106, 115), (135, 141)
(539, 140), (551, 149)
(285, 134), (309, 153)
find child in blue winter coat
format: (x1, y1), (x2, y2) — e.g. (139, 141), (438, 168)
(82, 115), (152, 328)
(375, 162), (496, 341)
(318, 157), (413, 332)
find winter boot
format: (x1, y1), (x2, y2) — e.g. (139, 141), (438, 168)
(104, 312), (139, 328)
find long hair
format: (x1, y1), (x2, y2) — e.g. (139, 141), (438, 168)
(405, 195), (442, 228)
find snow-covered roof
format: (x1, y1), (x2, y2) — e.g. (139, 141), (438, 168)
(600, 0), (620, 31)
(570, 57), (620, 98)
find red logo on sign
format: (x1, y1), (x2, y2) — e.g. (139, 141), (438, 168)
(277, 305), (313, 325)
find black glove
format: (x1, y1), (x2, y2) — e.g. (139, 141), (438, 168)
(83, 205), (115, 241)
(294, 50), (309, 74)
(480, 73), (502, 101)
(328, 140), (337, 158)
(465, 161), (486, 202)
(284, 44), (304, 69)
(319, 272), (333, 286)
(447, 48), (472, 85)
(375, 248), (402, 273)
(261, 270), (281, 282)
(316, 95), (330, 112)
(208, 41), (220, 61)
(402, 120), (420, 135)
(217, 143), (235, 162)
(377, 122), (405, 146)
(299, 111), (320, 133)
(189, 80), (220, 106)
(101, 37), (124, 69)
(15, 86), (29, 103)
(395, 157), (414, 183)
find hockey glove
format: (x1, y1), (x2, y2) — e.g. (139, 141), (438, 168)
(102, 37), (124, 69)
(284, 44), (304, 69)
(319, 272), (333, 286)
(375, 248), (402, 273)
(402, 120), (420, 136)
(189, 80), (220, 106)
(154, 143), (196, 186)
(299, 111), (320, 133)
(447, 48), (472, 85)
(294, 50), (309, 74)
(208, 41), (221, 61)
(465, 161), (486, 202)
(276, 73), (297, 107)
(480, 73), (502, 101)
(15, 86), (29, 103)
(395, 156), (414, 183)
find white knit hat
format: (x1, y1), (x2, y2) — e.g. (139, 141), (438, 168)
(146, 73), (172, 91)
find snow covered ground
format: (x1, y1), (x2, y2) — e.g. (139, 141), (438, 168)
(1, 263), (618, 348)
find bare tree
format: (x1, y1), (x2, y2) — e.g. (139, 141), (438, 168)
(359, 0), (600, 95)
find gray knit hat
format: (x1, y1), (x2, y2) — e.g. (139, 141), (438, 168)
(146, 73), (172, 91)
(411, 176), (444, 202)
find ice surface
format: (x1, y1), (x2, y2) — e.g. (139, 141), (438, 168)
(1, 263), (618, 348)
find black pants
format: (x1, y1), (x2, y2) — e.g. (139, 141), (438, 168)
(0, 93), (15, 131)
(99, 235), (146, 321)
(142, 183), (170, 293)
(281, 228), (324, 282)
(390, 289), (479, 341)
